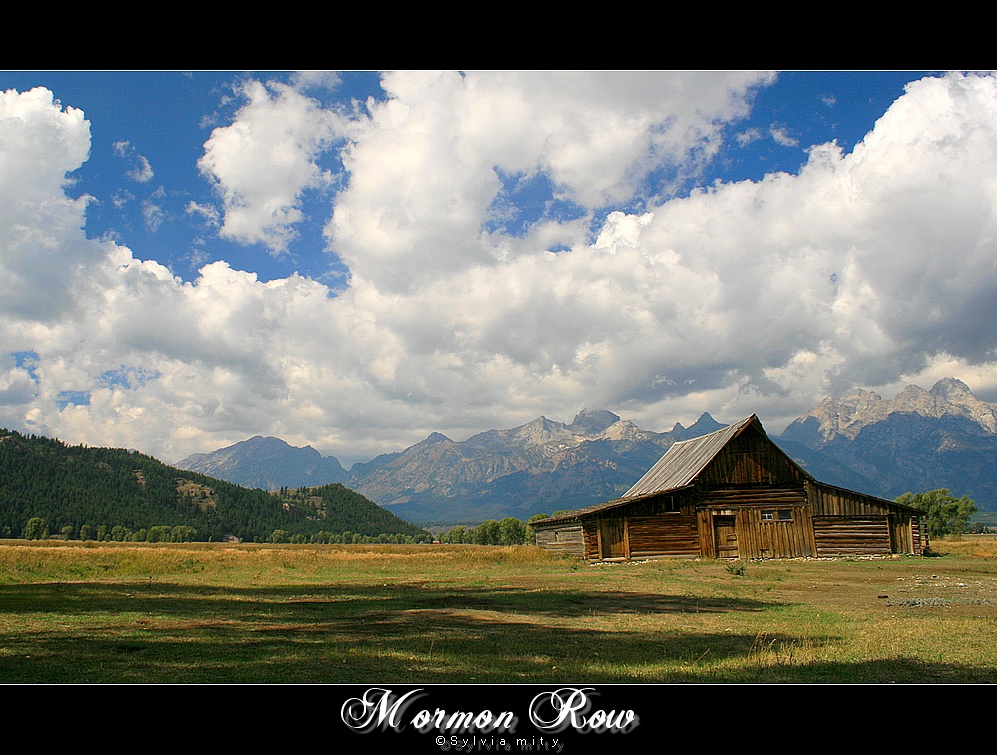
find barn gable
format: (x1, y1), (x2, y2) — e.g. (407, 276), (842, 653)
(533, 414), (926, 561)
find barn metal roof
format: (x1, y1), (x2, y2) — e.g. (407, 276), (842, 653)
(621, 414), (759, 498)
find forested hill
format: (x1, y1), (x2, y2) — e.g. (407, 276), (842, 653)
(0, 429), (429, 543)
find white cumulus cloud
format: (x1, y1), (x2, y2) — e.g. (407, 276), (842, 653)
(3, 72), (997, 466)
(198, 78), (359, 254)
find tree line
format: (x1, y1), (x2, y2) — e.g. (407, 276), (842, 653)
(438, 514), (549, 545)
(22, 517), (199, 543)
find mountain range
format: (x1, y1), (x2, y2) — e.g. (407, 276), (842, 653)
(177, 378), (997, 523)
(780, 377), (997, 508)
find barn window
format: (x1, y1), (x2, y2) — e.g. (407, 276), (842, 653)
(762, 509), (793, 522)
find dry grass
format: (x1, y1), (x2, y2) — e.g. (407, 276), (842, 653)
(931, 533), (997, 559)
(0, 539), (994, 683)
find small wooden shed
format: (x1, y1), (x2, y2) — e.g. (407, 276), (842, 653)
(532, 414), (927, 561)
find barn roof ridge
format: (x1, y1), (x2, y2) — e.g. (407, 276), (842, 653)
(620, 413), (760, 499)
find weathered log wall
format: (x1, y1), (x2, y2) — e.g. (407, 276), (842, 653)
(534, 523), (584, 558)
(627, 514), (699, 558)
(813, 516), (892, 557)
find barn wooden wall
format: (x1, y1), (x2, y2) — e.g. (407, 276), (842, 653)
(813, 517), (892, 557)
(697, 507), (815, 559)
(808, 481), (904, 516)
(583, 519), (600, 561)
(539, 503), (923, 561)
(534, 523), (584, 557)
(627, 514), (699, 558)
(584, 492), (700, 560)
(806, 481), (925, 556)
(694, 486), (812, 558)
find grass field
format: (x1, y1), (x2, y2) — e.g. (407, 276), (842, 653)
(0, 537), (995, 683)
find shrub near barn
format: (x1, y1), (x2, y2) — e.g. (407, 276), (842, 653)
(895, 489), (977, 538)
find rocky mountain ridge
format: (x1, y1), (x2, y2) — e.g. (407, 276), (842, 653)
(175, 407), (874, 523)
(781, 377), (997, 445)
(175, 434), (349, 491)
(781, 377), (997, 506)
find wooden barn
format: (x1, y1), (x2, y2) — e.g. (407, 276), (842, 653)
(532, 414), (927, 562)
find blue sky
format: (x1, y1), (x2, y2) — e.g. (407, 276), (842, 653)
(1, 70), (925, 285)
(1, 70), (994, 465)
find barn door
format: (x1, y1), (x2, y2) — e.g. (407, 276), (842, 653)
(713, 515), (739, 559)
(599, 518), (626, 560)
